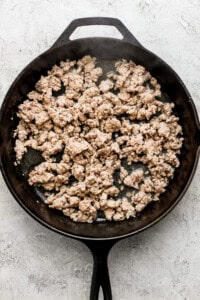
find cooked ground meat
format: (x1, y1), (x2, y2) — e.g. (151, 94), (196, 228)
(14, 56), (183, 223)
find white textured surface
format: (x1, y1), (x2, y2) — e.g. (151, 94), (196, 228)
(0, 1), (200, 299)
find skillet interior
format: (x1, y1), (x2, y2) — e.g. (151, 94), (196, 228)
(0, 37), (199, 239)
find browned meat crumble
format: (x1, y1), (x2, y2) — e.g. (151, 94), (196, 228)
(14, 56), (183, 223)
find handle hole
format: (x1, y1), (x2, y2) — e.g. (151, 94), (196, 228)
(70, 25), (123, 40)
(99, 287), (103, 300)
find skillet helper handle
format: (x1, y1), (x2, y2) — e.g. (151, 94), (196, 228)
(52, 17), (142, 48)
(85, 240), (117, 300)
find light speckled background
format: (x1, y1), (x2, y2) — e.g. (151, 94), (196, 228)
(0, 1), (200, 299)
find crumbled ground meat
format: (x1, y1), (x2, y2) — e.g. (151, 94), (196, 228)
(14, 56), (183, 223)
(123, 168), (144, 189)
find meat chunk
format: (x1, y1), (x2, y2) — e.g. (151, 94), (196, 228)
(99, 79), (114, 93)
(123, 168), (144, 189)
(14, 139), (27, 162)
(66, 137), (90, 157)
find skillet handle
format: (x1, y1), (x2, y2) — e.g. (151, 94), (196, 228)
(52, 17), (142, 48)
(84, 240), (117, 300)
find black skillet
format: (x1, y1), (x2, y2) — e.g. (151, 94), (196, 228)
(0, 17), (200, 300)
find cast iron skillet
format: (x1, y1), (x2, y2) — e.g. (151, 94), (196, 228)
(0, 17), (200, 300)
